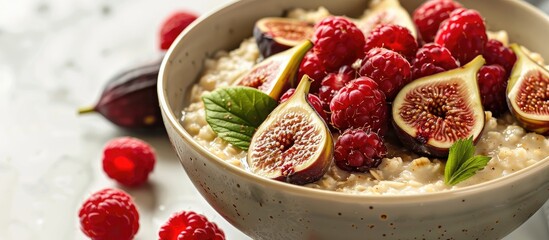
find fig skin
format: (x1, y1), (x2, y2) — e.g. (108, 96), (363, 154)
(78, 59), (163, 130)
(506, 44), (549, 135)
(247, 75), (334, 185)
(235, 40), (312, 101)
(254, 17), (314, 58)
(392, 56), (486, 158)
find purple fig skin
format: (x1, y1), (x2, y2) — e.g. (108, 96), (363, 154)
(253, 17), (314, 58)
(254, 26), (289, 58)
(390, 120), (484, 158)
(79, 59), (163, 129)
(281, 153), (332, 185)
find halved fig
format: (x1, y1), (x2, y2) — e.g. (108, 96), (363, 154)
(358, 0), (417, 38)
(235, 40), (312, 101)
(506, 44), (549, 135)
(392, 56), (486, 157)
(254, 17), (314, 58)
(247, 75), (334, 185)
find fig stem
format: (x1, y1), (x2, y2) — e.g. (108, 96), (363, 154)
(77, 106), (96, 115)
(295, 74), (312, 96)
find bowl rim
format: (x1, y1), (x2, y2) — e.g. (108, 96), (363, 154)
(158, 0), (549, 204)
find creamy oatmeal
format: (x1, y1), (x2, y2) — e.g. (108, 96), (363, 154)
(181, 7), (549, 195)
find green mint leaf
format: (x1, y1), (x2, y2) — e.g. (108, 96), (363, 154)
(446, 155), (492, 185)
(444, 136), (491, 186)
(202, 86), (278, 151)
(444, 136), (475, 183)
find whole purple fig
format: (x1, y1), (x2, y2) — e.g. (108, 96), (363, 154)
(78, 59), (163, 129)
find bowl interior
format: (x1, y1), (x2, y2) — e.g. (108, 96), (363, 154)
(159, 0), (549, 201)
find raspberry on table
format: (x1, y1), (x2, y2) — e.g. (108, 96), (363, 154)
(358, 48), (411, 101)
(297, 51), (327, 93)
(483, 39), (517, 75)
(434, 8), (487, 65)
(312, 16), (365, 71)
(78, 188), (140, 240)
(477, 64), (508, 116)
(413, 0), (463, 43)
(330, 77), (388, 135)
(334, 128), (387, 172)
(102, 137), (156, 187)
(364, 24), (418, 61)
(159, 11), (198, 50)
(279, 88), (328, 121)
(411, 43), (459, 79)
(158, 211), (225, 240)
(318, 65), (357, 110)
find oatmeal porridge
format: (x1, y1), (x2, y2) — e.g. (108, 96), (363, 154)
(181, 3), (549, 195)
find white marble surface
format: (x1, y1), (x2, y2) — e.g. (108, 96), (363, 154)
(1, 0), (548, 239)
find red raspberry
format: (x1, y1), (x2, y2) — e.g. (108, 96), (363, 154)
(78, 188), (139, 240)
(297, 51), (327, 93)
(280, 88), (328, 121)
(434, 8), (487, 65)
(158, 211), (225, 240)
(334, 128), (387, 172)
(159, 11), (198, 50)
(312, 16), (365, 71)
(482, 39), (517, 75)
(477, 64), (508, 116)
(318, 65), (357, 109)
(413, 0), (463, 43)
(364, 24), (418, 61)
(411, 43), (459, 79)
(358, 48), (411, 101)
(102, 137), (156, 187)
(330, 77), (388, 134)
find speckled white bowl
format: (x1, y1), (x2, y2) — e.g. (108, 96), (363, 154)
(158, 0), (549, 239)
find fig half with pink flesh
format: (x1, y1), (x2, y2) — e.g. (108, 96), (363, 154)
(254, 17), (314, 58)
(358, 0), (417, 38)
(506, 44), (549, 135)
(392, 56), (486, 157)
(247, 75), (334, 185)
(235, 40), (312, 101)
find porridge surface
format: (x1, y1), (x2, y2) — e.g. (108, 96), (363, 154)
(182, 8), (549, 195)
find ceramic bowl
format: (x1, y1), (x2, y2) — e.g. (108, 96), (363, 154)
(158, 0), (549, 239)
